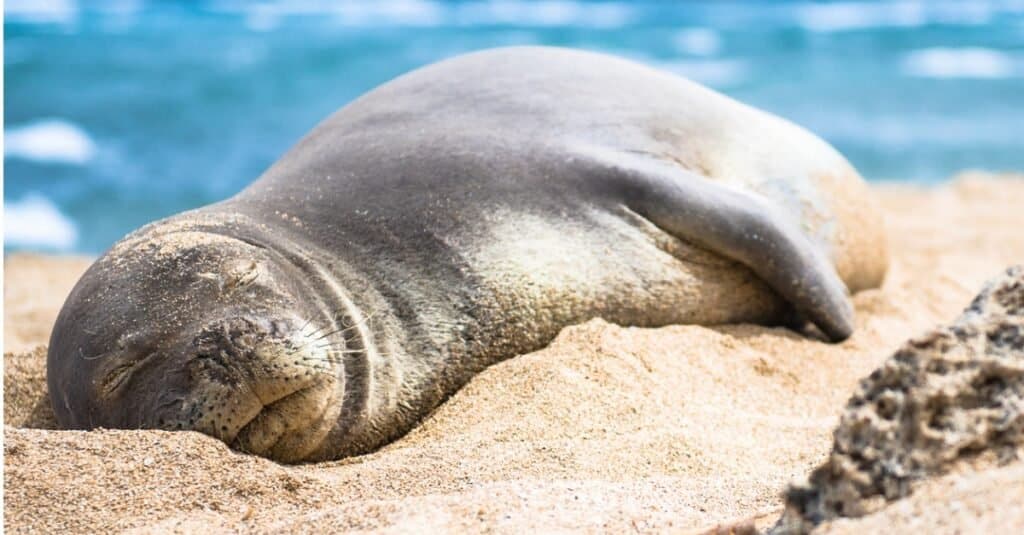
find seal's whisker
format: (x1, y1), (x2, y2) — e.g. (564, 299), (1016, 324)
(330, 305), (384, 332)
(284, 338), (347, 356)
(308, 325), (349, 343)
(294, 356), (361, 368)
(313, 308), (381, 340)
(298, 318), (362, 347)
(297, 324), (328, 341)
(297, 346), (379, 362)
(312, 340), (352, 350)
(294, 352), (390, 368)
(285, 324), (344, 354)
(296, 317), (314, 335)
(297, 350), (366, 361)
(283, 360), (345, 377)
(284, 306), (387, 357)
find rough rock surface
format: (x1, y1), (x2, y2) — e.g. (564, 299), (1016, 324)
(775, 266), (1024, 534)
(817, 462), (1024, 535)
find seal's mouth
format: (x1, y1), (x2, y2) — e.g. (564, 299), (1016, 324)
(230, 383), (313, 447)
(229, 374), (342, 462)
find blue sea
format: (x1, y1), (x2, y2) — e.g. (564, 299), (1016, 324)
(6, 1), (1024, 253)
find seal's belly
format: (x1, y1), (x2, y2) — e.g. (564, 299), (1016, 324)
(461, 203), (789, 351)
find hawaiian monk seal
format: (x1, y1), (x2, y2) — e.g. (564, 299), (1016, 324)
(47, 46), (887, 463)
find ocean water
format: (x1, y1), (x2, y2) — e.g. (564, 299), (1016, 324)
(6, 0), (1024, 253)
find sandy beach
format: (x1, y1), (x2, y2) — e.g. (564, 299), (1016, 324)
(4, 173), (1023, 533)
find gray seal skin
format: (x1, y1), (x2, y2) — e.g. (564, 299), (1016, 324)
(47, 46), (888, 463)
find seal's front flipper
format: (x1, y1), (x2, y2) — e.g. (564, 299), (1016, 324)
(575, 145), (855, 342)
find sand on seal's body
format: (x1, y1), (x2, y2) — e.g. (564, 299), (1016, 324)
(5, 173), (1024, 533)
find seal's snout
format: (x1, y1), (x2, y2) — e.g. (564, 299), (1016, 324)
(189, 316), (309, 406)
(178, 315), (345, 462)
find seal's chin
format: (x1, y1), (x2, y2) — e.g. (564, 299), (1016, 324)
(231, 375), (343, 462)
(173, 316), (346, 463)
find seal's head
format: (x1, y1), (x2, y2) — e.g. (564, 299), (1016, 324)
(47, 219), (355, 463)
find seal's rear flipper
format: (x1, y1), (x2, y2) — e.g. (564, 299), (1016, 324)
(574, 145), (855, 342)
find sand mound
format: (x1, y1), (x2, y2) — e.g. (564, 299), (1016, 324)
(4, 173), (1024, 533)
(4, 347), (56, 430)
(3, 255), (93, 354)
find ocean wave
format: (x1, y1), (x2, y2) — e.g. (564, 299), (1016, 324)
(329, 0), (445, 27)
(452, 0), (632, 28)
(790, 0), (1024, 32)
(5, 119), (97, 165)
(215, 0), (632, 29)
(6, 0), (146, 29)
(213, 0), (443, 27)
(794, 1), (926, 32)
(4, 195), (79, 250)
(5, 0), (79, 25)
(243, 4), (281, 32)
(902, 48), (1018, 79)
(673, 28), (721, 57)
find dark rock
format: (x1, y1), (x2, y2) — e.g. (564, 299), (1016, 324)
(774, 266), (1024, 534)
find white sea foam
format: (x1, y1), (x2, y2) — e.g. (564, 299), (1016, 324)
(902, 48), (1018, 79)
(453, 0), (632, 28)
(216, 0), (631, 28)
(332, 0), (445, 27)
(5, 0), (79, 24)
(795, 1), (926, 32)
(95, 0), (144, 33)
(213, 0), (444, 27)
(5, 119), (97, 165)
(244, 5), (280, 32)
(792, 0), (1024, 32)
(4, 195), (79, 250)
(673, 28), (721, 57)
